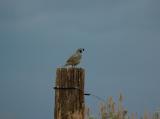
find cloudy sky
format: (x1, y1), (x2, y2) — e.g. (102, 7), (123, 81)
(0, 0), (160, 118)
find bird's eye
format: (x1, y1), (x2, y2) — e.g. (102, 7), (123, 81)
(79, 50), (82, 53)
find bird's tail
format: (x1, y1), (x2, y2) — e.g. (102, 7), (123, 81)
(63, 63), (68, 67)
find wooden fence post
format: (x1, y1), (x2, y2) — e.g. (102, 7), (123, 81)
(54, 67), (85, 119)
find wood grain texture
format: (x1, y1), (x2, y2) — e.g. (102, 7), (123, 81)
(54, 68), (85, 119)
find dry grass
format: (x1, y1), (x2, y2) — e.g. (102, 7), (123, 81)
(57, 94), (158, 119)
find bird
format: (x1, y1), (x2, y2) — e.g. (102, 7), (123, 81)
(64, 48), (84, 67)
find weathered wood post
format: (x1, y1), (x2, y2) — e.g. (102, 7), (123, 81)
(54, 67), (85, 119)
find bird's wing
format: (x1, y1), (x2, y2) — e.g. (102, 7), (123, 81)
(66, 54), (80, 63)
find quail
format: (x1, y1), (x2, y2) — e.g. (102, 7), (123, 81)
(64, 48), (84, 67)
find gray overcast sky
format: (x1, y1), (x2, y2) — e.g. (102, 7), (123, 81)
(0, 0), (160, 118)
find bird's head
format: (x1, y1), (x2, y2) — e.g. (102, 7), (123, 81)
(76, 48), (85, 53)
